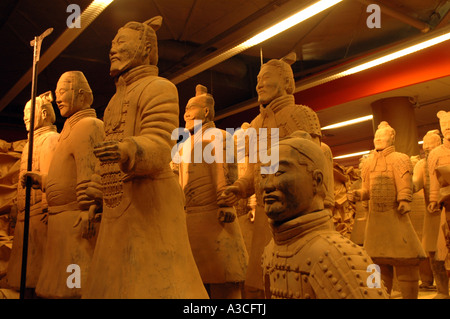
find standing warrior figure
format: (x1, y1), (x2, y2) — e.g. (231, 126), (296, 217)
(7, 92), (59, 296)
(178, 84), (248, 299)
(261, 131), (388, 299)
(24, 71), (104, 298)
(221, 53), (334, 298)
(84, 16), (208, 298)
(349, 121), (426, 299)
(427, 111), (450, 298)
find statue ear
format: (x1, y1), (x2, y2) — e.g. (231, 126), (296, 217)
(77, 89), (86, 103)
(312, 170), (323, 192)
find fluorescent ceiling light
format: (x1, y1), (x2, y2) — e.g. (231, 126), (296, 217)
(333, 150), (371, 160)
(236, 0), (343, 51)
(170, 0), (343, 84)
(296, 23), (450, 92)
(93, 0), (114, 5)
(321, 115), (373, 130)
(334, 140), (424, 160)
(339, 32), (450, 77)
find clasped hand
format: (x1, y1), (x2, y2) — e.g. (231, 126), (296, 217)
(94, 140), (128, 164)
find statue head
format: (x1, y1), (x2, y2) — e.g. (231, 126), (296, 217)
(260, 130), (326, 223)
(422, 129), (441, 156)
(23, 91), (56, 132)
(256, 52), (296, 106)
(109, 16), (162, 77)
(374, 121), (395, 151)
(437, 110), (450, 141)
(184, 84), (215, 132)
(55, 71), (93, 118)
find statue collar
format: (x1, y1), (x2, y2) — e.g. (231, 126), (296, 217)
(115, 65), (159, 87)
(376, 145), (395, 157)
(28, 125), (57, 139)
(259, 95), (294, 115)
(189, 121), (216, 144)
(201, 120), (215, 131)
(60, 108), (97, 140)
(444, 138), (450, 149)
(269, 209), (334, 245)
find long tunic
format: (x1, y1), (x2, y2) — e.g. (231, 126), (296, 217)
(427, 139), (450, 260)
(360, 146), (426, 264)
(35, 109), (104, 298)
(83, 65), (208, 299)
(178, 121), (248, 284)
(413, 157), (447, 258)
(6, 125), (59, 289)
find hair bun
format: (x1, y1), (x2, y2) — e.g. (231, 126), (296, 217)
(144, 16), (163, 31)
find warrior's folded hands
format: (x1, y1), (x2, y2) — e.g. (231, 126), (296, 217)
(21, 171), (43, 190)
(76, 174), (103, 210)
(94, 140), (129, 164)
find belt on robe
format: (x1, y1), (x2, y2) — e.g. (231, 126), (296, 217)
(48, 201), (80, 215)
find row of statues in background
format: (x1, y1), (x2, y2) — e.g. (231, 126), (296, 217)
(0, 15), (448, 299)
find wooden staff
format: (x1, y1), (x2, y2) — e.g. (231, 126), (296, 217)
(20, 27), (53, 299)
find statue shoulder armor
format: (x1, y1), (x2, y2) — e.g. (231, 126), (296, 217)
(283, 104), (321, 138)
(304, 233), (389, 299)
(427, 145), (447, 171)
(389, 152), (413, 176)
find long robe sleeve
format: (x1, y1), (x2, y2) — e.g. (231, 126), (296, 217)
(119, 78), (179, 177)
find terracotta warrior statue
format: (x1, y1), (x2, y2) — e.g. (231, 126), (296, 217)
(349, 121), (426, 299)
(426, 112), (450, 298)
(234, 122), (256, 255)
(22, 71), (105, 298)
(83, 16), (208, 299)
(221, 52), (334, 298)
(261, 131), (388, 299)
(349, 153), (371, 246)
(6, 92), (59, 296)
(177, 84), (248, 299)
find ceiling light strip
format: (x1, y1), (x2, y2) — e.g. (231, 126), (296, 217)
(335, 140), (424, 159)
(295, 23), (450, 93)
(169, 0), (343, 84)
(333, 150), (371, 159)
(321, 115), (373, 130)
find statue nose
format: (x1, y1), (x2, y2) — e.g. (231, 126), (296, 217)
(262, 175), (276, 192)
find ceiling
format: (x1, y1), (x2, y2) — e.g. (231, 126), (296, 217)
(1, 0), (450, 168)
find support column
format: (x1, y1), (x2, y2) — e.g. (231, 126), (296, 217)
(371, 96), (420, 156)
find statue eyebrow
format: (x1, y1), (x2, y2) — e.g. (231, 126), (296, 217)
(262, 159), (291, 168)
(278, 160), (291, 166)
